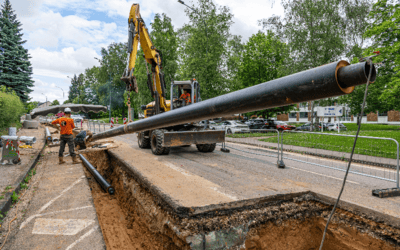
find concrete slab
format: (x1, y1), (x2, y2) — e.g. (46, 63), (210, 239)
(1, 133), (105, 250)
(113, 134), (400, 225)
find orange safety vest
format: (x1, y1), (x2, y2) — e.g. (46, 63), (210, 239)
(180, 93), (191, 103)
(51, 117), (75, 135)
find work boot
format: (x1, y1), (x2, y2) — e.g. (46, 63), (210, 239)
(59, 157), (66, 164)
(72, 156), (80, 164)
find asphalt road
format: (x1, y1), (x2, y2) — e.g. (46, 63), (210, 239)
(113, 132), (400, 218)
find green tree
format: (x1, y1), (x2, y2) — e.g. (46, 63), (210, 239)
(261, 0), (346, 127)
(67, 74), (83, 103)
(127, 47), (153, 117)
(342, 0), (373, 59)
(261, 0), (345, 72)
(0, 86), (25, 129)
(82, 66), (101, 105)
(51, 99), (60, 106)
(178, 0), (234, 99)
(150, 13), (179, 97)
(25, 101), (38, 113)
(96, 43), (127, 118)
(365, 0), (400, 110)
(226, 35), (244, 92)
(0, 0), (34, 102)
(238, 31), (294, 118)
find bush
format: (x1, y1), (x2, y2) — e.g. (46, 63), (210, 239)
(0, 86), (25, 129)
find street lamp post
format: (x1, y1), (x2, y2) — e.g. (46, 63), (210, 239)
(41, 93), (48, 106)
(56, 86), (64, 99)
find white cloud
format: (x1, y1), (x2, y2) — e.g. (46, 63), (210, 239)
(33, 78), (48, 87)
(21, 10), (121, 49)
(7, 0), (286, 103)
(30, 47), (101, 77)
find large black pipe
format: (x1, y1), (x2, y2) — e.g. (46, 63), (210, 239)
(79, 154), (115, 195)
(91, 61), (375, 142)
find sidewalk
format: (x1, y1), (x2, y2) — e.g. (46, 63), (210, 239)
(226, 136), (397, 167)
(0, 126), (46, 215)
(0, 126), (105, 250)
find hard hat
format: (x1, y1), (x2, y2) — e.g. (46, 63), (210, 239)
(64, 107), (72, 113)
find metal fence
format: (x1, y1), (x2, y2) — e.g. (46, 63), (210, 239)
(280, 130), (399, 188)
(85, 119), (107, 133)
(221, 129), (284, 167)
(222, 129), (399, 189)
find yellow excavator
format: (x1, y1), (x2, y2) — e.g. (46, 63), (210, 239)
(121, 3), (225, 155)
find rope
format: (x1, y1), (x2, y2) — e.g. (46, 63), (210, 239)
(319, 58), (373, 250)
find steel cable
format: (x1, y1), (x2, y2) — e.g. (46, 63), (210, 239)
(319, 58), (373, 250)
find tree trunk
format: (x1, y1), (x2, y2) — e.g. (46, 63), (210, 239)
(310, 101), (315, 131)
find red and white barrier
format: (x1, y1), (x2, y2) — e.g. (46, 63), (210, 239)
(123, 117), (127, 124)
(116, 117), (119, 124)
(110, 117), (114, 128)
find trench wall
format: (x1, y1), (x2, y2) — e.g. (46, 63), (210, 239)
(84, 150), (400, 250)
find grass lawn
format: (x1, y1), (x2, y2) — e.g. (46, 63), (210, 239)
(0, 122), (22, 136)
(228, 132), (277, 138)
(227, 124), (400, 159)
(260, 130), (400, 159)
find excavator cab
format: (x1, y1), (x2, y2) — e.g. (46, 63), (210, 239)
(170, 79), (201, 110)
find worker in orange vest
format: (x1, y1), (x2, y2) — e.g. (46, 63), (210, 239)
(180, 89), (191, 104)
(51, 108), (79, 164)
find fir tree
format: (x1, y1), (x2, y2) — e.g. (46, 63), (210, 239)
(0, 0), (34, 102)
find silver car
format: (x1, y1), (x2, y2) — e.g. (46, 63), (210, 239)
(213, 120), (250, 134)
(327, 123), (347, 131)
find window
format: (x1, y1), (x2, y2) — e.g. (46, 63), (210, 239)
(289, 112), (297, 118)
(300, 112), (308, 118)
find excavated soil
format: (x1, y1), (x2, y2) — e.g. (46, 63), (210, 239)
(244, 217), (397, 250)
(83, 150), (400, 250)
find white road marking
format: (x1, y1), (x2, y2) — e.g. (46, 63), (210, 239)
(210, 187), (238, 201)
(32, 218), (94, 235)
(65, 226), (98, 250)
(291, 166), (359, 184)
(20, 206), (93, 229)
(164, 162), (192, 176)
(38, 177), (84, 213)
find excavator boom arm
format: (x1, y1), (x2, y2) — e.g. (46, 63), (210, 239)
(122, 3), (168, 112)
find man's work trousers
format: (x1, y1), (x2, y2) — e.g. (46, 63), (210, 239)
(59, 134), (76, 157)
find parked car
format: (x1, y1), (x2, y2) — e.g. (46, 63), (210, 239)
(247, 119), (265, 129)
(261, 119), (278, 130)
(213, 120), (250, 134)
(71, 115), (83, 123)
(275, 121), (296, 131)
(198, 120), (217, 129)
(318, 123), (332, 130)
(327, 123), (347, 131)
(296, 123), (312, 131)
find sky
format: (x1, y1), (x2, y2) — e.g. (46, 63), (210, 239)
(5, 0), (284, 104)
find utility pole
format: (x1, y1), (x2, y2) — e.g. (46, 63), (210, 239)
(109, 73), (112, 123)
